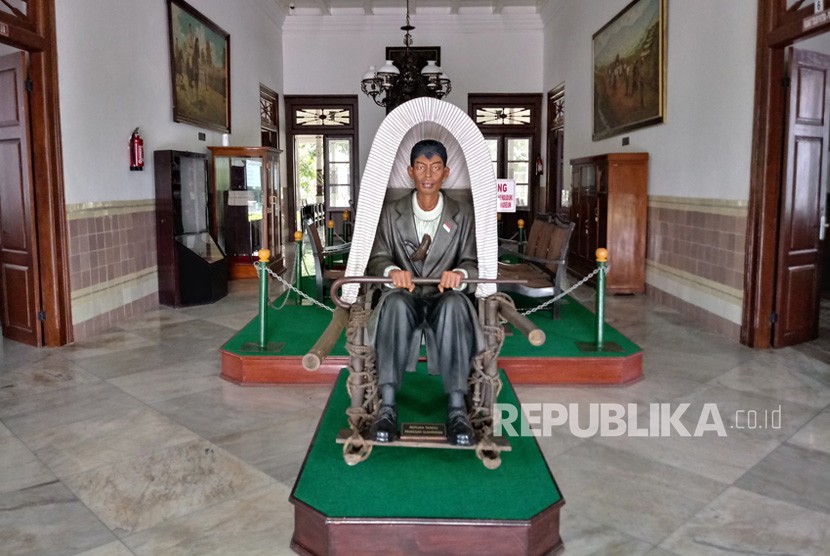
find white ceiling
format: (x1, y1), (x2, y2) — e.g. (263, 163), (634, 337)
(278, 0), (550, 17)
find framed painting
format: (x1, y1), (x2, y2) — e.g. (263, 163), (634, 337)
(167, 0), (231, 132)
(592, 0), (666, 141)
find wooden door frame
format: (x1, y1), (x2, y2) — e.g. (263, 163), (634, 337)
(468, 93), (543, 233)
(1, 0), (72, 345)
(546, 83), (565, 218)
(283, 95), (360, 234)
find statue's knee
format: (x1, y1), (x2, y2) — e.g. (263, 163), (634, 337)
(440, 290), (468, 313)
(381, 289), (416, 320)
(385, 289), (411, 308)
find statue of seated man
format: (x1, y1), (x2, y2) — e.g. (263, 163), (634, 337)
(366, 139), (484, 446)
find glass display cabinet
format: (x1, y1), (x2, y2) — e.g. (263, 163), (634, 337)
(154, 150), (228, 306)
(208, 146), (286, 278)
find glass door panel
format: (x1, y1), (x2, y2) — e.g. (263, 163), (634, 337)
(507, 138), (530, 209)
(327, 137), (352, 210)
(294, 135), (323, 212)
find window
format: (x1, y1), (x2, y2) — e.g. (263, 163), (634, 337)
(285, 96), (359, 232)
(484, 137), (532, 209)
(470, 94), (542, 215)
(260, 84), (279, 148)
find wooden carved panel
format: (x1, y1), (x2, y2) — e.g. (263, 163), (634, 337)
(0, 0), (33, 34)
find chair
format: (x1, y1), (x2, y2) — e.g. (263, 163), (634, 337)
(303, 216), (350, 302)
(497, 215), (575, 319)
(305, 97), (546, 469)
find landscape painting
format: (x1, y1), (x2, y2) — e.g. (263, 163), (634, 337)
(592, 0), (665, 141)
(168, 0), (231, 132)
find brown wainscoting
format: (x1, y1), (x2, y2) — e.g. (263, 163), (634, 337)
(647, 198), (747, 292)
(646, 197), (746, 341)
(66, 201), (159, 340)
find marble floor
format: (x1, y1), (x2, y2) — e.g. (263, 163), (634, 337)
(1, 280), (829, 556)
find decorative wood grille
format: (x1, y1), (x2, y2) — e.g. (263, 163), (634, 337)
(294, 108), (351, 127)
(475, 107), (532, 126)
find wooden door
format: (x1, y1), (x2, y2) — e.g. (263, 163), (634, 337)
(0, 52), (42, 346)
(774, 48), (830, 347)
(547, 127), (564, 217)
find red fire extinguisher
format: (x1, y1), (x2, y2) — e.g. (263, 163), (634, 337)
(129, 127), (144, 171)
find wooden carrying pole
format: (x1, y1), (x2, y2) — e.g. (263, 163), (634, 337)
(303, 307), (350, 371)
(497, 298), (545, 346)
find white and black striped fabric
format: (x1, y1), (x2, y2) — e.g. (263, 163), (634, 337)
(343, 97), (498, 303)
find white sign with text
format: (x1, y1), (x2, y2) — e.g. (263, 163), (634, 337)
(497, 179), (516, 213)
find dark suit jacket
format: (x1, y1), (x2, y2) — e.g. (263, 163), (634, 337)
(365, 192), (484, 374)
(367, 192), (478, 296)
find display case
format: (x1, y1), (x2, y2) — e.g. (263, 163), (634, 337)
(154, 150), (228, 306)
(208, 146), (286, 279)
(568, 152), (648, 294)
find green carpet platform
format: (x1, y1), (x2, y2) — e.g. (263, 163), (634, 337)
(289, 368), (564, 555)
(220, 277), (643, 386)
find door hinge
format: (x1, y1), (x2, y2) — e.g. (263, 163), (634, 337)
(37, 310), (46, 322)
(770, 312), (778, 324)
(782, 76), (791, 89)
(25, 78), (33, 92)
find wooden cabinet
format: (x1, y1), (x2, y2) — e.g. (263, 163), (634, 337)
(208, 146), (286, 279)
(154, 150), (228, 306)
(568, 153), (648, 294)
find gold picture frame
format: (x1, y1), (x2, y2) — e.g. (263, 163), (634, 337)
(592, 0), (666, 141)
(168, 0), (231, 132)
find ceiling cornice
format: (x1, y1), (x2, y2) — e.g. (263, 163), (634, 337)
(539, 0), (564, 27)
(282, 12), (544, 33)
(256, 0), (288, 27)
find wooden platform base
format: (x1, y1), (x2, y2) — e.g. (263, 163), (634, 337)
(221, 350), (643, 386)
(290, 491), (564, 556)
(334, 429), (512, 451)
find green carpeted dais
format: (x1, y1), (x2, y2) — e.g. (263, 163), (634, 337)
(292, 367), (561, 520)
(222, 277), (641, 358)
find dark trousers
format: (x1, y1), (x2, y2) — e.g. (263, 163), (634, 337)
(375, 289), (476, 394)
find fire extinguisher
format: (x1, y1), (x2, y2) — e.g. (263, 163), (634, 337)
(129, 127), (144, 171)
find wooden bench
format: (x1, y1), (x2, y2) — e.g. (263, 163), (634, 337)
(303, 216), (350, 302)
(497, 216), (575, 319)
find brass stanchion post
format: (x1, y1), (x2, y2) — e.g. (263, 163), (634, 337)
(517, 219), (526, 255)
(326, 220), (335, 269)
(575, 247), (621, 353)
(293, 231), (303, 304)
(258, 249), (270, 349)
(342, 210), (351, 243)
(240, 250), (284, 353)
(595, 248), (607, 349)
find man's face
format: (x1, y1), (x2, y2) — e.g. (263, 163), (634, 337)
(408, 154), (450, 197)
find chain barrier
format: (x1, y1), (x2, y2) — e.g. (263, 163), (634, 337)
(258, 263), (336, 313)
(257, 259), (608, 318)
(519, 265), (609, 317)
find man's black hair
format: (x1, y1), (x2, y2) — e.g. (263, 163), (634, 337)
(410, 139), (448, 167)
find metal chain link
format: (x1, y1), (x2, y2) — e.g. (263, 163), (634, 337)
(256, 260), (607, 317)
(258, 263), (335, 313)
(520, 265), (609, 317)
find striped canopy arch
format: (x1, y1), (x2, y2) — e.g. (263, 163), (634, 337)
(342, 97), (498, 303)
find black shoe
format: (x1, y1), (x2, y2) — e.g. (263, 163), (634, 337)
(370, 404), (397, 443)
(447, 408), (474, 446)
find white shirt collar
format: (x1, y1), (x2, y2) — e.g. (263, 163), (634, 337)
(412, 191), (443, 222)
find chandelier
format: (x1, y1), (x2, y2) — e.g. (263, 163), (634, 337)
(360, 0), (451, 112)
